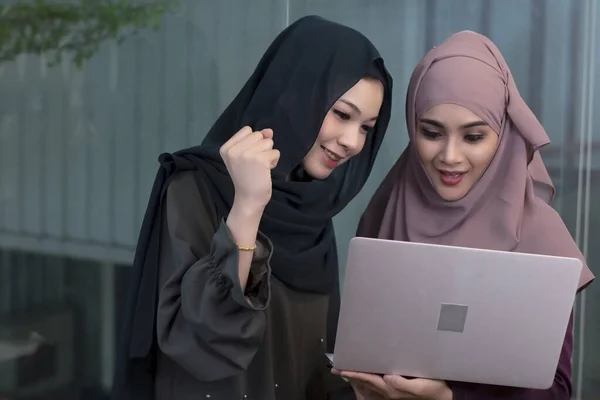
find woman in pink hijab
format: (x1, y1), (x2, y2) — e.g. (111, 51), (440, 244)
(332, 31), (595, 399)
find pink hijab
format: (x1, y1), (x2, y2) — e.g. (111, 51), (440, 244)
(358, 31), (594, 290)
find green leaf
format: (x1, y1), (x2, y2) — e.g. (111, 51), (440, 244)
(0, 0), (178, 67)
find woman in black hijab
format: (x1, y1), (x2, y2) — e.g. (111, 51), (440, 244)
(111, 15), (392, 400)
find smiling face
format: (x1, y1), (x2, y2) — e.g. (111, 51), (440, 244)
(301, 77), (384, 180)
(415, 103), (500, 201)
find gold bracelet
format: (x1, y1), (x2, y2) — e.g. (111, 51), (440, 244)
(237, 243), (257, 251)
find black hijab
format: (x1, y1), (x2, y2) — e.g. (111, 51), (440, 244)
(111, 15), (392, 399)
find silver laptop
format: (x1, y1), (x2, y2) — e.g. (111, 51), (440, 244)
(330, 236), (582, 389)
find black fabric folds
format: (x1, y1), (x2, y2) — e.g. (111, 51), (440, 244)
(111, 15), (392, 399)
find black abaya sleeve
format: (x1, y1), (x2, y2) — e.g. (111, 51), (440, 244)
(156, 171), (273, 381)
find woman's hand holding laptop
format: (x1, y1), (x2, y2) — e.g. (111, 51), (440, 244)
(331, 368), (452, 399)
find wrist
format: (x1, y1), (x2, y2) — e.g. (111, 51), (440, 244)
(227, 200), (264, 245)
(231, 197), (266, 219)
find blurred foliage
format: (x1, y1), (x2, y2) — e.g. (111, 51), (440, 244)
(0, 0), (179, 68)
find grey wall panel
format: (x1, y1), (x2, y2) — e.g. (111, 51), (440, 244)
(1, 60), (21, 233)
(87, 44), (114, 244)
(113, 39), (139, 248)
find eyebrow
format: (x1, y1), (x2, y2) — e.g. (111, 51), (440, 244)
(420, 118), (488, 130)
(339, 99), (378, 121)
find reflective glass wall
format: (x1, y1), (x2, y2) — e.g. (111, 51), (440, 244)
(0, 0), (597, 398)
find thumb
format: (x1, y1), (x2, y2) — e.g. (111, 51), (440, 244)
(269, 149), (280, 169)
(382, 375), (404, 387)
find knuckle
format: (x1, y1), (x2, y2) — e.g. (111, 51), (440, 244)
(240, 151), (254, 161)
(228, 148), (241, 159)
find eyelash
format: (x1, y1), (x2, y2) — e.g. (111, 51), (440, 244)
(421, 129), (441, 140)
(334, 109), (374, 134)
(421, 129), (485, 143)
(465, 133), (485, 143)
(334, 110), (351, 121)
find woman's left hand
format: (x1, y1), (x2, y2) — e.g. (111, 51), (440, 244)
(331, 368), (453, 399)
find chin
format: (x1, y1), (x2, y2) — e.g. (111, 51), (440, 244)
(439, 194), (463, 202)
(306, 169), (331, 180)
(302, 165), (332, 181)
(436, 188), (468, 202)
(430, 182), (460, 201)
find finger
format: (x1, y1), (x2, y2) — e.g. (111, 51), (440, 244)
(254, 149), (280, 168)
(245, 136), (274, 153)
(221, 126), (253, 151)
(239, 130), (268, 147)
(349, 379), (388, 399)
(383, 375), (412, 390)
(266, 149), (280, 169)
(228, 130), (268, 156)
(340, 372), (388, 393)
(384, 376), (437, 397)
(344, 372), (418, 399)
(267, 149), (281, 169)
(341, 371), (382, 382)
(260, 128), (273, 139)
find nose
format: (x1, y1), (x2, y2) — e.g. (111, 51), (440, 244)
(337, 127), (363, 154)
(439, 138), (462, 165)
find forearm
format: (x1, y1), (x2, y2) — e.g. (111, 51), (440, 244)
(226, 198), (264, 291)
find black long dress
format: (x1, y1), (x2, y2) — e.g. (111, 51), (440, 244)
(154, 171), (344, 399)
(110, 15), (393, 400)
